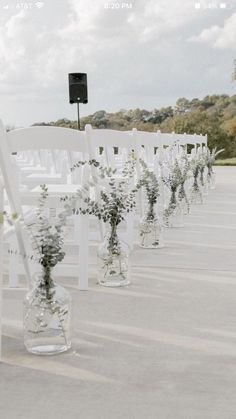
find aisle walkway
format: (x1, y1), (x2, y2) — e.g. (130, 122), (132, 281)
(1, 167), (236, 419)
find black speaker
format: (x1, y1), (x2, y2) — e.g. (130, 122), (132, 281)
(68, 73), (88, 104)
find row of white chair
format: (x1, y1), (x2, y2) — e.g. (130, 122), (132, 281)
(0, 122), (207, 288)
(0, 124), (207, 289)
(0, 121), (208, 358)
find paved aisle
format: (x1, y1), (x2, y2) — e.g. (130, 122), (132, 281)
(1, 167), (236, 419)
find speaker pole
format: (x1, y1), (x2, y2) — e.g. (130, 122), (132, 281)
(68, 73), (88, 130)
(77, 102), (80, 130)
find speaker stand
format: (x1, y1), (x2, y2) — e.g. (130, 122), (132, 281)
(77, 103), (80, 130)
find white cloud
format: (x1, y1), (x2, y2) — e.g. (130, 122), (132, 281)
(0, 0), (234, 125)
(190, 12), (236, 50)
(0, 0), (195, 94)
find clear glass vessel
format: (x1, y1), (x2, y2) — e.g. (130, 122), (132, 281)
(191, 176), (203, 205)
(98, 224), (130, 287)
(178, 183), (190, 215)
(200, 168), (208, 195)
(164, 189), (184, 228)
(207, 168), (216, 190)
(24, 274), (71, 355)
(139, 203), (164, 249)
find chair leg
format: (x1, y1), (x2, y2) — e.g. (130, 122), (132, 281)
(78, 214), (89, 291)
(73, 215), (80, 246)
(0, 181), (3, 359)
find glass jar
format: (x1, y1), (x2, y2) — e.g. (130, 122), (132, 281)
(139, 203), (164, 248)
(164, 189), (184, 228)
(178, 183), (190, 215)
(200, 167), (208, 195)
(24, 273), (71, 355)
(207, 168), (216, 190)
(191, 176), (203, 204)
(97, 224), (130, 287)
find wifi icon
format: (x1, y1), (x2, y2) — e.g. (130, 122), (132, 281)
(35, 1), (44, 8)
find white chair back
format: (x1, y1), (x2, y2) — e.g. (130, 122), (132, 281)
(0, 121), (89, 288)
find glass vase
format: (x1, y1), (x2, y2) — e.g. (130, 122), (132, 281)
(191, 176), (203, 205)
(24, 274), (72, 355)
(207, 168), (216, 190)
(164, 189), (184, 228)
(98, 224), (130, 287)
(139, 204), (164, 249)
(200, 168), (208, 195)
(178, 183), (190, 215)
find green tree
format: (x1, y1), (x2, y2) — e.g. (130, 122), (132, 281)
(175, 98), (191, 114)
(32, 93), (236, 158)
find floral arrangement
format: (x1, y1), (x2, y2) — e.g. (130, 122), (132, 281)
(25, 184), (71, 295)
(5, 185), (70, 290)
(137, 159), (164, 248)
(69, 157), (137, 224)
(206, 147), (224, 177)
(162, 158), (189, 221)
(63, 156), (138, 285)
(177, 155), (191, 211)
(64, 157), (138, 255)
(137, 158), (159, 221)
(6, 185), (72, 354)
(190, 154), (204, 194)
(196, 152), (208, 188)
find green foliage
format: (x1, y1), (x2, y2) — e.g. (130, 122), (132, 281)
(162, 158), (190, 192)
(205, 147), (224, 171)
(63, 157), (138, 228)
(233, 59), (236, 82)
(214, 157), (236, 166)
(175, 98), (191, 114)
(27, 185), (72, 287)
(137, 159), (159, 220)
(162, 156), (190, 220)
(33, 94), (236, 158)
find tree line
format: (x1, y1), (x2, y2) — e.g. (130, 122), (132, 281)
(34, 94), (236, 158)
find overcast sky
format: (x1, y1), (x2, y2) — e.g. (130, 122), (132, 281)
(0, 0), (235, 126)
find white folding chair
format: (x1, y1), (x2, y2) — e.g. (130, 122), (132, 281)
(0, 121), (90, 290)
(0, 175), (3, 359)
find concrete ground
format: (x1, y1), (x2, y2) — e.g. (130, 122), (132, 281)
(1, 166), (236, 419)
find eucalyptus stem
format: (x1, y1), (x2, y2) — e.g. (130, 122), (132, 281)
(147, 202), (155, 221)
(200, 168), (205, 187)
(193, 175), (199, 191)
